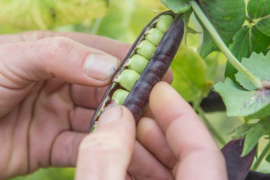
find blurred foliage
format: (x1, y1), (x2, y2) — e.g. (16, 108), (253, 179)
(4, 0), (270, 179)
(0, 0), (108, 31)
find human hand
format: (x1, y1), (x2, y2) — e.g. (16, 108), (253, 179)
(0, 31), (173, 179)
(76, 82), (228, 180)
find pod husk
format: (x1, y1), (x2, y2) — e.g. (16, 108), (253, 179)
(89, 11), (184, 132)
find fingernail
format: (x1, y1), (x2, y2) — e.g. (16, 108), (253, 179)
(84, 54), (119, 80)
(98, 105), (122, 126)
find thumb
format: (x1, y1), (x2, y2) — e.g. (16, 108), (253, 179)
(0, 37), (120, 88)
(75, 105), (136, 180)
(0, 37), (120, 117)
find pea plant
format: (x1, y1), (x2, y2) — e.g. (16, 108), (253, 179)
(90, 12), (184, 130)
(90, 0), (270, 179)
(159, 0), (270, 179)
(1, 0), (270, 179)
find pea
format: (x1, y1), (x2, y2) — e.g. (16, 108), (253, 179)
(115, 69), (140, 91)
(128, 54), (149, 74)
(112, 89), (129, 105)
(156, 15), (174, 33)
(146, 28), (164, 46)
(136, 40), (156, 59)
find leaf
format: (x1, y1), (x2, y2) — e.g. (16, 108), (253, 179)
(230, 124), (253, 139)
(204, 52), (219, 81)
(171, 45), (213, 103)
(225, 25), (270, 80)
(235, 52), (270, 91)
(248, 0), (270, 37)
(161, 0), (191, 14)
(214, 75), (270, 119)
(196, 0), (246, 58)
(242, 120), (270, 156)
(186, 26), (202, 34)
(266, 152), (270, 163)
(218, 50), (270, 118)
(0, 0), (108, 30)
(0, 25), (22, 35)
(183, 8), (193, 26)
(97, 0), (159, 43)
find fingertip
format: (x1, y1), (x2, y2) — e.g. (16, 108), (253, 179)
(76, 105), (136, 180)
(162, 68), (174, 84)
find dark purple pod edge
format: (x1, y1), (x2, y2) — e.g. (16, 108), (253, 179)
(89, 12), (184, 131)
(123, 13), (184, 123)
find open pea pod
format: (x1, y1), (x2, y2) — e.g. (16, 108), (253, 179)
(89, 11), (185, 132)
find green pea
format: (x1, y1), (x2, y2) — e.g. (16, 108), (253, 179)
(146, 28), (164, 46)
(128, 54), (149, 74)
(115, 69), (140, 91)
(112, 89), (129, 105)
(136, 40), (156, 59)
(156, 15), (174, 33)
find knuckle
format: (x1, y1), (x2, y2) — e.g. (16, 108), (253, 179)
(44, 37), (74, 59)
(79, 132), (126, 157)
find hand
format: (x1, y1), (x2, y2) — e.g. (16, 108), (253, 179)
(76, 82), (228, 180)
(0, 31), (173, 179)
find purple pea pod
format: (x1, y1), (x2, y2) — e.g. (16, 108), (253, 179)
(89, 11), (184, 132)
(245, 171), (270, 180)
(221, 139), (256, 180)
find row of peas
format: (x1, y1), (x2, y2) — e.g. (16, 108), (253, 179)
(110, 15), (174, 105)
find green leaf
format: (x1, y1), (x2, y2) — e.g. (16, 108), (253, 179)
(161, 0), (191, 14)
(248, 0), (270, 19)
(225, 25), (270, 80)
(266, 152), (270, 163)
(196, 0), (246, 57)
(183, 9), (193, 25)
(97, 0), (159, 43)
(242, 120), (270, 156)
(235, 52), (270, 91)
(229, 124), (252, 139)
(0, 0), (108, 30)
(204, 52), (219, 81)
(0, 25), (22, 35)
(186, 26), (202, 35)
(216, 53), (270, 119)
(171, 45), (213, 103)
(248, 0), (270, 37)
(229, 120), (270, 156)
(214, 80), (270, 119)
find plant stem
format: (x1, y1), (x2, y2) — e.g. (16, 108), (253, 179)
(189, 1), (263, 89)
(91, 18), (103, 35)
(198, 107), (227, 146)
(252, 141), (270, 170)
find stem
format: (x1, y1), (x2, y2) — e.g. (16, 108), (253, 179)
(189, 1), (263, 89)
(198, 107), (227, 146)
(252, 141), (270, 170)
(91, 18), (103, 35)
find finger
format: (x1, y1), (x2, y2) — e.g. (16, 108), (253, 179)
(75, 105), (135, 180)
(50, 131), (87, 167)
(70, 107), (95, 133)
(126, 173), (133, 180)
(0, 37), (120, 117)
(128, 141), (174, 180)
(0, 37), (120, 87)
(0, 31), (174, 108)
(70, 68), (173, 109)
(136, 117), (177, 170)
(149, 82), (227, 180)
(0, 31), (131, 61)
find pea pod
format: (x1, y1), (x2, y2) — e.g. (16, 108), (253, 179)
(90, 11), (184, 132)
